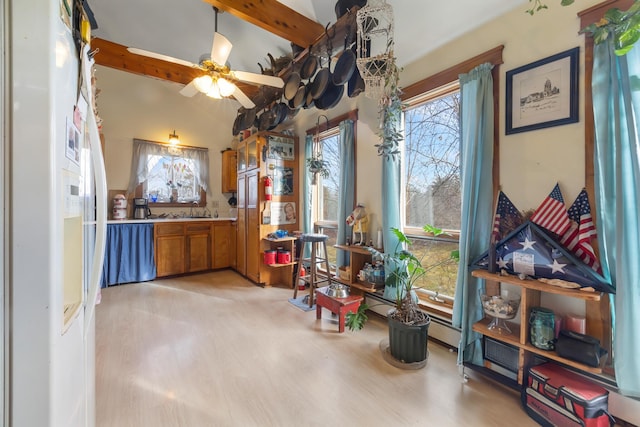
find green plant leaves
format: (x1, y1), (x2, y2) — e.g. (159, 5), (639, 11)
(345, 303), (369, 331)
(580, 2), (640, 56)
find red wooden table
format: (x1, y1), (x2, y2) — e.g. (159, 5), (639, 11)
(315, 286), (364, 333)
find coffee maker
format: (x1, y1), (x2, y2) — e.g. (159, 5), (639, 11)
(134, 198), (150, 219)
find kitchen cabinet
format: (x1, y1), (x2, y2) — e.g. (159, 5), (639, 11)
(155, 220), (233, 277)
(155, 222), (186, 277)
(235, 132), (299, 286)
(212, 221), (233, 269)
(186, 222), (211, 273)
(221, 150), (237, 193)
(470, 269), (604, 385)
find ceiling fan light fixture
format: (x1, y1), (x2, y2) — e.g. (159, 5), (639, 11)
(206, 82), (222, 99)
(194, 75), (213, 93)
(217, 77), (235, 97)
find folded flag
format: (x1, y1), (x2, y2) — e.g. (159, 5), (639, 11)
(531, 183), (571, 236)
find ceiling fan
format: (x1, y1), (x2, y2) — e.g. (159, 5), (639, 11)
(127, 7), (284, 109)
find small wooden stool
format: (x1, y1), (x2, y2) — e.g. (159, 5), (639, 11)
(315, 286), (364, 333)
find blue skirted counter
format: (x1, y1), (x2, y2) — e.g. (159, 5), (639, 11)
(101, 223), (156, 287)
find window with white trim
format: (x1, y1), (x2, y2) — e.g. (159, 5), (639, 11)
(402, 83), (461, 306)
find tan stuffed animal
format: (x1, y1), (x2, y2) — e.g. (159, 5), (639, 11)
(346, 204), (369, 245)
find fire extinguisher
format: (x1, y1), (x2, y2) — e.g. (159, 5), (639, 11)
(264, 175), (273, 201)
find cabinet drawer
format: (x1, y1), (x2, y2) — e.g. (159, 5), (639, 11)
(156, 223), (185, 236)
(186, 223), (211, 234)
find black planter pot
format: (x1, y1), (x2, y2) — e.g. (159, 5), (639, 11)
(388, 312), (430, 363)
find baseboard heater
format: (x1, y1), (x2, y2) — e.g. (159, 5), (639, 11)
(364, 293), (461, 349)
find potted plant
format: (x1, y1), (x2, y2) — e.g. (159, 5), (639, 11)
(346, 225), (459, 365)
(306, 156), (330, 185)
(376, 62), (403, 159)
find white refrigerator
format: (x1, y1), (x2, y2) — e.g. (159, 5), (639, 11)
(8, 1), (107, 426)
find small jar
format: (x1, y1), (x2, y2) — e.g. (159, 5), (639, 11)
(529, 307), (555, 350)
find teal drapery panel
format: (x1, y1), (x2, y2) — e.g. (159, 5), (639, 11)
(381, 147), (402, 301)
(337, 119), (355, 268)
(592, 38), (640, 397)
(452, 62), (495, 366)
(302, 134), (314, 258)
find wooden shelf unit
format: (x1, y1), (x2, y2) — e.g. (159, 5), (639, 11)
(333, 244), (380, 295)
(471, 269), (604, 384)
(261, 237), (298, 287)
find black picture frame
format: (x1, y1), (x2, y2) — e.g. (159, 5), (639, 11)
(506, 47), (579, 135)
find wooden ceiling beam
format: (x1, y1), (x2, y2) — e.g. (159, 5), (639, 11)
(91, 37), (259, 98)
(203, 0), (325, 48)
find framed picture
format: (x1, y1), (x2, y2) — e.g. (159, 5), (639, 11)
(267, 135), (295, 160)
(271, 202), (297, 225)
(272, 166), (294, 196)
(506, 47), (579, 134)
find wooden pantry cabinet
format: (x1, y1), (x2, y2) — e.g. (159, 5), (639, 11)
(235, 132), (299, 286)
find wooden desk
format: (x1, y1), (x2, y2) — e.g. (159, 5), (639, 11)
(315, 286), (364, 333)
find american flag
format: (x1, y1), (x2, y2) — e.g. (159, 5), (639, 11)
(531, 183), (571, 236)
(492, 191), (521, 242)
(560, 189), (600, 271)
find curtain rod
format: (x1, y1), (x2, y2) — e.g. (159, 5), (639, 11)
(134, 138), (209, 151)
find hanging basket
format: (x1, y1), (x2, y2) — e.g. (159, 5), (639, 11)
(356, 0), (395, 99)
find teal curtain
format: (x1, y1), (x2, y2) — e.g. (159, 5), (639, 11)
(592, 38), (640, 397)
(452, 63), (495, 366)
(381, 150), (402, 301)
(337, 119), (355, 268)
(303, 134), (313, 236)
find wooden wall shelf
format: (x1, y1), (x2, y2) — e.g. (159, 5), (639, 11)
(471, 269), (605, 384)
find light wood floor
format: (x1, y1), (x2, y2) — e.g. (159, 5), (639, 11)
(95, 270), (539, 427)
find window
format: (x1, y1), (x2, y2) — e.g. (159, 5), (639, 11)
(402, 85), (461, 305)
(128, 139), (209, 206)
(398, 47), (503, 314)
(145, 154), (199, 203)
(312, 128), (341, 267)
(306, 112), (358, 270)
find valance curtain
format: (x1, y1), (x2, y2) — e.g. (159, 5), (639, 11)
(127, 139), (210, 196)
(337, 119), (355, 268)
(452, 62), (495, 367)
(592, 38), (640, 397)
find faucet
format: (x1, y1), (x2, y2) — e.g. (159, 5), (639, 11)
(189, 201), (199, 218)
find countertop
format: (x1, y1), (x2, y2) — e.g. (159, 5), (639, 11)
(107, 217), (236, 224)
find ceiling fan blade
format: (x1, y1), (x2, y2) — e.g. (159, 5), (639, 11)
(232, 86), (256, 109)
(211, 32), (233, 66)
(179, 80), (199, 97)
(231, 71), (284, 88)
(127, 47), (197, 68)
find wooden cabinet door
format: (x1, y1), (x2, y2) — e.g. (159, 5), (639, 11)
(221, 150), (237, 193)
(230, 221), (237, 269)
(236, 174), (247, 276)
(156, 235), (185, 277)
(212, 222), (231, 269)
(186, 223), (210, 273)
(246, 170), (260, 283)
(186, 233), (210, 272)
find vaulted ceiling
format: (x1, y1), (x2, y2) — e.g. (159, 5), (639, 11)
(89, 0), (528, 109)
